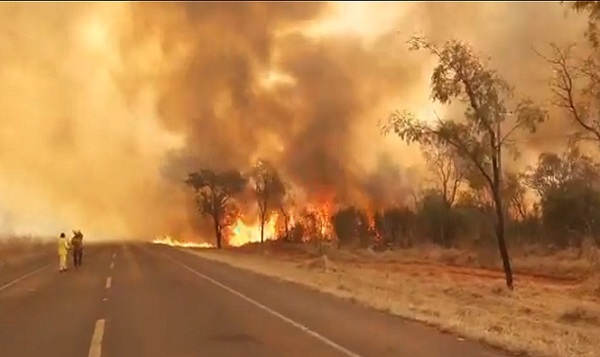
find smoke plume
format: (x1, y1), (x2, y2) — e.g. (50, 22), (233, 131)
(0, 2), (589, 241)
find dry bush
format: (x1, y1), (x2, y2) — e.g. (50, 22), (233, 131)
(328, 242), (600, 281)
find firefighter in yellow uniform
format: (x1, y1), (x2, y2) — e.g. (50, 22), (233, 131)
(58, 232), (70, 272)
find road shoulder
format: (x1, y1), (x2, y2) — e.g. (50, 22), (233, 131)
(165, 246), (507, 357)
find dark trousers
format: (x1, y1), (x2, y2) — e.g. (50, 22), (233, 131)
(73, 248), (83, 267)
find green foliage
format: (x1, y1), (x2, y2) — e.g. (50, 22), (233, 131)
(526, 148), (600, 246)
(383, 37), (546, 190)
(570, 1), (600, 48)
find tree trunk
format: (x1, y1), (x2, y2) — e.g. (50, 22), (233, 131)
(279, 206), (290, 241)
(492, 177), (514, 289)
(260, 211), (265, 244)
(213, 214), (222, 249)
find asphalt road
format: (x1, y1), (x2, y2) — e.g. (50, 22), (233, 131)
(0, 243), (507, 357)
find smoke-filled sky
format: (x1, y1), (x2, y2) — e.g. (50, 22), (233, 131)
(0, 2), (588, 241)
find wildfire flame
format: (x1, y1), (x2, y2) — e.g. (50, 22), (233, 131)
(367, 209), (382, 243)
(305, 201), (334, 239)
(152, 202), (339, 248)
(228, 213), (279, 247)
(152, 236), (214, 248)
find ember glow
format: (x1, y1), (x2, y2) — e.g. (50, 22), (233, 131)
(152, 236), (214, 248)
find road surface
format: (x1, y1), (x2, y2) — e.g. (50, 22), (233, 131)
(0, 243), (507, 357)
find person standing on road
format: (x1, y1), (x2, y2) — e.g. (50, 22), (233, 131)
(58, 232), (70, 272)
(71, 230), (84, 269)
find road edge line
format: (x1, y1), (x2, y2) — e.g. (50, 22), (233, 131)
(157, 250), (363, 357)
(0, 264), (50, 292)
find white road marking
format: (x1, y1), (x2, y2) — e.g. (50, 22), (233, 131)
(165, 255), (363, 357)
(87, 319), (105, 357)
(112, 252), (116, 259)
(110, 261), (114, 269)
(0, 264), (50, 293)
(105, 277), (112, 289)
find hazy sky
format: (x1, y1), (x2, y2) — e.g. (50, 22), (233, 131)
(0, 2), (588, 241)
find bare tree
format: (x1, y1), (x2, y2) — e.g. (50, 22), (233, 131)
(422, 144), (465, 207)
(382, 36), (546, 289)
(249, 160), (285, 244)
(185, 169), (246, 249)
(538, 44), (600, 143)
(278, 182), (296, 241)
(502, 172), (528, 222)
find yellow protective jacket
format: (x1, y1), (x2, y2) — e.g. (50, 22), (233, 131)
(58, 237), (70, 256)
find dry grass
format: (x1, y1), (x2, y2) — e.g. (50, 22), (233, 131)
(0, 236), (51, 268)
(187, 243), (600, 357)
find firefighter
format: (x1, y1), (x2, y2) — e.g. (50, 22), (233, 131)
(58, 232), (70, 272)
(71, 230), (84, 269)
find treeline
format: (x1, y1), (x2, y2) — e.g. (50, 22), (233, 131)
(326, 146), (600, 251)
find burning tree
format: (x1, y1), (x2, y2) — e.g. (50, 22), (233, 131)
(249, 159), (286, 244)
(185, 169), (246, 249)
(277, 182), (296, 241)
(382, 36), (546, 289)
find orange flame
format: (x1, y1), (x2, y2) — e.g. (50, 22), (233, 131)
(152, 236), (214, 248)
(228, 213), (279, 247)
(366, 210), (382, 243)
(303, 201), (334, 240)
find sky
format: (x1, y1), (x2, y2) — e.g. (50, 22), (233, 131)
(0, 2), (589, 241)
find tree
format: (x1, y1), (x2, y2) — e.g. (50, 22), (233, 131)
(382, 37), (546, 289)
(249, 160), (286, 244)
(331, 207), (359, 246)
(331, 207), (374, 247)
(421, 144), (466, 246)
(570, 1), (600, 49)
(539, 2), (600, 144)
(503, 172), (528, 222)
(538, 43), (600, 144)
(525, 148), (600, 198)
(185, 169), (246, 249)
(277, 182), (296, 241)
(525, 147), (600, 247)
(376, 207), (416, 248)
(423, 145), (465, 207)
(417, 189), (461, 247)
